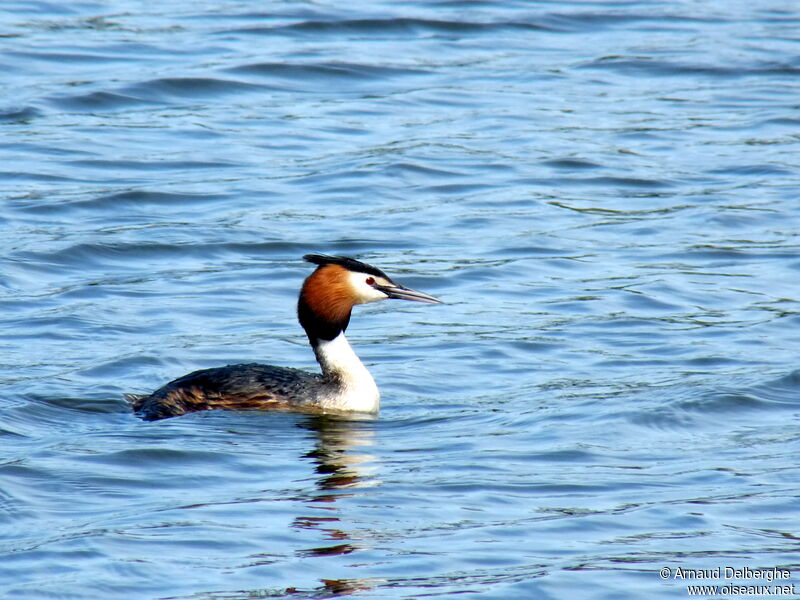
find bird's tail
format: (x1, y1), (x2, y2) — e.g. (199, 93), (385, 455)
(123, 393), (148, 411)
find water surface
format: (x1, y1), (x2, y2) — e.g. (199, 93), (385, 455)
(2, 1), (800, 598)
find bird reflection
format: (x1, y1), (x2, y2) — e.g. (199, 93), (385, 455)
(292, 415), (378, 562)
(300, 414), (379, 494)
(207, 415), (382, 598)
(284, 578), (376, 596)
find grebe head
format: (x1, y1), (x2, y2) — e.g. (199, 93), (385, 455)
(298, 254), (441, 342)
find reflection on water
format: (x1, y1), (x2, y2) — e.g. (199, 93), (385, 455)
(297, 416), (378, 541)
(294, 417), (379, 595)
(301, 417), (379, 495)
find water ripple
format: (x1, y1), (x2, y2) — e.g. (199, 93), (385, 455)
(225, 17), (557, 37)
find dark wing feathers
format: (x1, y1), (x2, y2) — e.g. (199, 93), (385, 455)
(129, 363), (321, 421)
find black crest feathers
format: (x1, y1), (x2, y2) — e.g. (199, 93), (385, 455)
(303, 254), (390, 280)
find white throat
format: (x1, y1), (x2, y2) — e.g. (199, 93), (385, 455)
(313, 333), (380, 413)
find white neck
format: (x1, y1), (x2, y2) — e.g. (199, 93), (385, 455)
(313, 333), (380, 413)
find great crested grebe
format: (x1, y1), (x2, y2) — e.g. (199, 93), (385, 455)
(127, 254), (442, 420)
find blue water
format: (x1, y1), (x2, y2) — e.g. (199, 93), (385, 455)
(2, 1), (800, 598)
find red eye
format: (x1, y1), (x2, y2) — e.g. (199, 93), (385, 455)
(365, 277), (375, 286)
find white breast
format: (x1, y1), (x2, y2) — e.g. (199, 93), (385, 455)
(313, 333), (380, 413)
